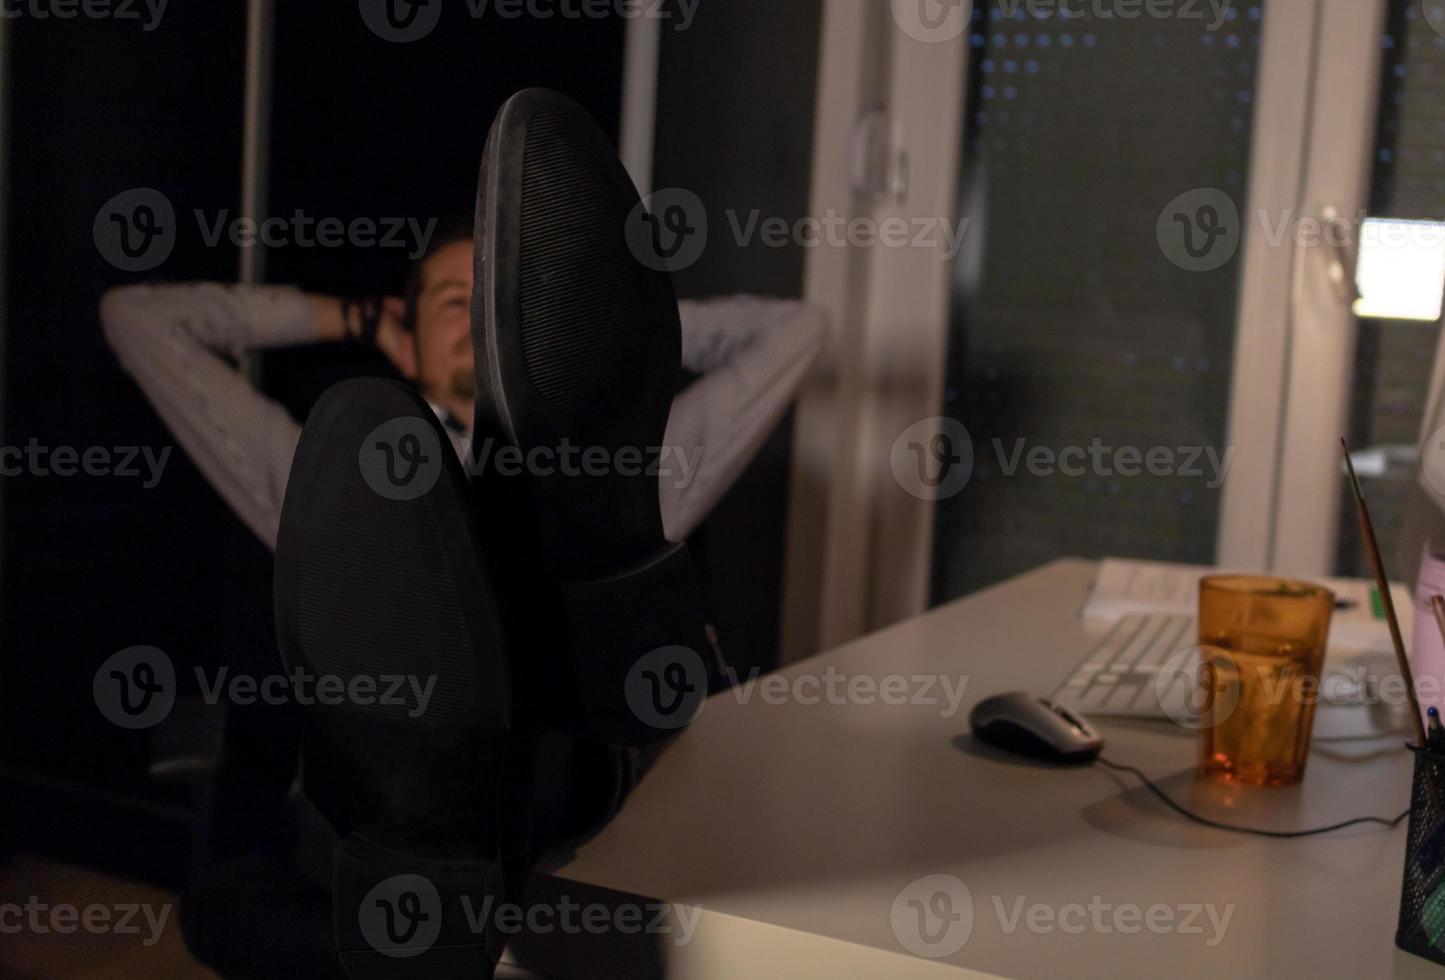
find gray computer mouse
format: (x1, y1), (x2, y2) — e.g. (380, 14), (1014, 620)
(970, 692), (1104, 765)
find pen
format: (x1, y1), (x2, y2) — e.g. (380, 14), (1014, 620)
(1343, 441), (1428, 746)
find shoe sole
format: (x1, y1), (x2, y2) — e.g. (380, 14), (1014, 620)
(471, 89), (710, 747)
(274, 378), (511, 977)
(472, 87), (679, 581)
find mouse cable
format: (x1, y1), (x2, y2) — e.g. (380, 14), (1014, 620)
(1094, 756), (1410, 839)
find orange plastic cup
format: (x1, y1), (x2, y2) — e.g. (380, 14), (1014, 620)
(1196, 575), (1335, 787)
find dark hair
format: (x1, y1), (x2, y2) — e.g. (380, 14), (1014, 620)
(403, 214), (475, 332)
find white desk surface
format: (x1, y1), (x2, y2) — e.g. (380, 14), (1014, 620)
(533, 560), (1437, 979)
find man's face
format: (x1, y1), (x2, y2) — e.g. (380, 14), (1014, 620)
(412, 239), (477, 415)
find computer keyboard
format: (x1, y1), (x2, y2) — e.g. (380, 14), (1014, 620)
(1052, 613), (1200, 720)
(1053, 611), (1400, 733)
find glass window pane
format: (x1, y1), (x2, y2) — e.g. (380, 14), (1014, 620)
(931, 3), (1265, 603)
(1338, 0), (1445, 580)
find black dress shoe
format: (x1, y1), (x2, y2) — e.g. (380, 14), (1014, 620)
(470, 88), (712, 749)
(275, 378), (513, 978)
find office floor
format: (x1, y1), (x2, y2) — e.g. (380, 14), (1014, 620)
(0, 854), (215, 980)
(0, 854), (555, 979)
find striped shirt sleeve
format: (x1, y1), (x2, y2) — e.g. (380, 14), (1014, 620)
(100, 283), (828, 552)
(663, 297), (829, 542)
(100, 282), (319, 550)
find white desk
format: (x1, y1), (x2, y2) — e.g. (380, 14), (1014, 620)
(513, 560), (1437, 979)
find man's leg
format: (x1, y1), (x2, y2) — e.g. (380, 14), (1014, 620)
(274, 89), (712, 979)
(276, 378), (517, 978)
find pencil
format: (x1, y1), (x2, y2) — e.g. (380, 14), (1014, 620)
(1342, 439), (1428, 746)
(1432, 598), (1445, 745)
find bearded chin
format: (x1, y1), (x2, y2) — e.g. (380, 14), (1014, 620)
(449, 368), (477, 403)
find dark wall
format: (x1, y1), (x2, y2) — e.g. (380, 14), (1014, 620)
(654, 0), (822, 299)
(3, 4), (248, 789)
(267, 3), (626, 297)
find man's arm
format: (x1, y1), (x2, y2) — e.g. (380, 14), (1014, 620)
(661, 297), (829, 542)
(100, 283), (348, 550)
